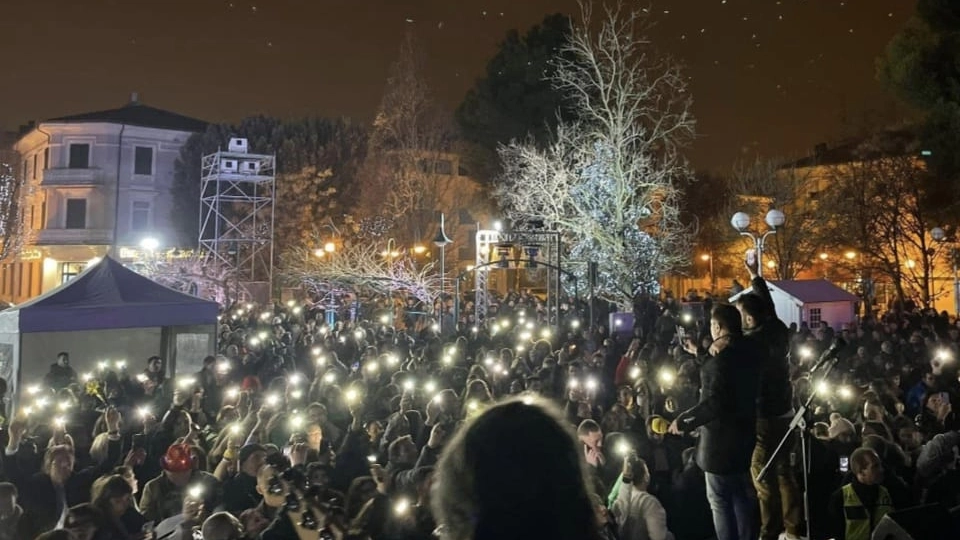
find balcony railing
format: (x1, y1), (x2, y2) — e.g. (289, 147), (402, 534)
(41, 168), (103, 186)
(35, 228), (113, 245)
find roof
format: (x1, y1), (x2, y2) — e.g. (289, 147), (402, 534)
(45, 100), (207, 133)
(768, 279), (859, 304)
(2, 256), (218, 332)
(786, 128), (918, 168)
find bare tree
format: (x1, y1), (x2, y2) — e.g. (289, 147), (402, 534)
(725, 158), (825, 280)
(282, 240), (441, 306)
(820, 134), (940, 308)
(496, 2), (695, 306)
(358, 32), (464, 246)
(135, 252), (234, 303)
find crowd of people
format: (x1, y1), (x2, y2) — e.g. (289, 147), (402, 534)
(0, 259), (959, 540)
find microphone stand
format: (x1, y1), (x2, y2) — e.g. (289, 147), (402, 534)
(756, 355), (839, 540)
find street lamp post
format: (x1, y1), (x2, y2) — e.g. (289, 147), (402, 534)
(931, 227), (960, 316)
(731, 209), (786, 278)
(700, 253), (715, 292)
(433, 213), (452, 332)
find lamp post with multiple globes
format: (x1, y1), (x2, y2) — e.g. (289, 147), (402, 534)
(730, 209), (786, 278)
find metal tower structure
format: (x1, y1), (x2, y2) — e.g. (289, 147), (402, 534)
(198, 138), (276, 302)
(474, 227), (562, 325)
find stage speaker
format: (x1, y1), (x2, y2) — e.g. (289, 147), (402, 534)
(871, 503), (955, 540)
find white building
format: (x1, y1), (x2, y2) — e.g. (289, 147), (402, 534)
(4, 94), (206, 303)
(730, 279), (859, 330)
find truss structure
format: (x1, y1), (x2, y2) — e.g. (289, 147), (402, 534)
(475, 228), (561, 325)
(198, 149), (276, 301)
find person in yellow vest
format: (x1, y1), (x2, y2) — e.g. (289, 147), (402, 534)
(827, 447), (894, 540)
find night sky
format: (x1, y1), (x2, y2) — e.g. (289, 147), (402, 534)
(0, 0), (914, 170)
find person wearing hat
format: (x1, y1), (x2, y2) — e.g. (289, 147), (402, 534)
(222, 444), (267, 515)
(828, 412), (857, 444)
(139, 443), (221, 523)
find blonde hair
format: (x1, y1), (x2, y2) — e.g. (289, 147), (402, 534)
(42, 445), (74, 476)
(88, 432), (111, 466)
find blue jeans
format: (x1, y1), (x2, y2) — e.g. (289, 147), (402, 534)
(705, 471), (759, 540)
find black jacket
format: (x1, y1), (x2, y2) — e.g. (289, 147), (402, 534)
(6, 437), (122, 538)
(746, 276), (793, 418)
(675, 336), (761, 474)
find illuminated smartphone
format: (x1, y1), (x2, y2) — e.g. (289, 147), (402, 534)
(839, 456), (849, 473)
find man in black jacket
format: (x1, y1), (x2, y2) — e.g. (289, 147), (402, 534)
(736, 261), (802, 540)
(670, 303), (761, 540)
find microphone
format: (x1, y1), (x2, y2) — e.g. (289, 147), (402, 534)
(809, 337), (847, 372)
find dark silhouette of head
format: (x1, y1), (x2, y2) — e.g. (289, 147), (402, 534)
(432, 396), (599, 540)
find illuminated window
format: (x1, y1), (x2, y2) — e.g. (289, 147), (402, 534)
(60, 262), (86, 284)
(808, 307), (822, 326)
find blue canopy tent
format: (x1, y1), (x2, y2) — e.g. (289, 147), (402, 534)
(0, 256), (219, 405)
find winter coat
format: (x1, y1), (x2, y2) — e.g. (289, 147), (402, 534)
(674, 336), (761, 474)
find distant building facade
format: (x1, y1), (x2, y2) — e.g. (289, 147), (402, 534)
(3, 95), (205, 303)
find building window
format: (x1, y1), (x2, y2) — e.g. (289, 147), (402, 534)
(60, 262), (85, 284)
(65, 199), (87, 229)
(808, 307), (822, 326)
(43, 147), (49, 170)
(68, 144), (90, 169)
(131, 201), (151, 232)
(32, 154), (37, 179)
(434, 159), (453, 175)
(134, 146), (153, 175)
(458, 163), (470, 177)
(40, 201), (46, 230)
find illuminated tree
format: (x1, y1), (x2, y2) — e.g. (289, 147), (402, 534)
(0, 152), (26, 261)
(281, 241), (440, 306)
(134, 252), (234, 303)
(496, 2), (695, 306)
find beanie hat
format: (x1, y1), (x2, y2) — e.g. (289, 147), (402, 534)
(238, 444), (266, 468)
(827, 412), (856, 440)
